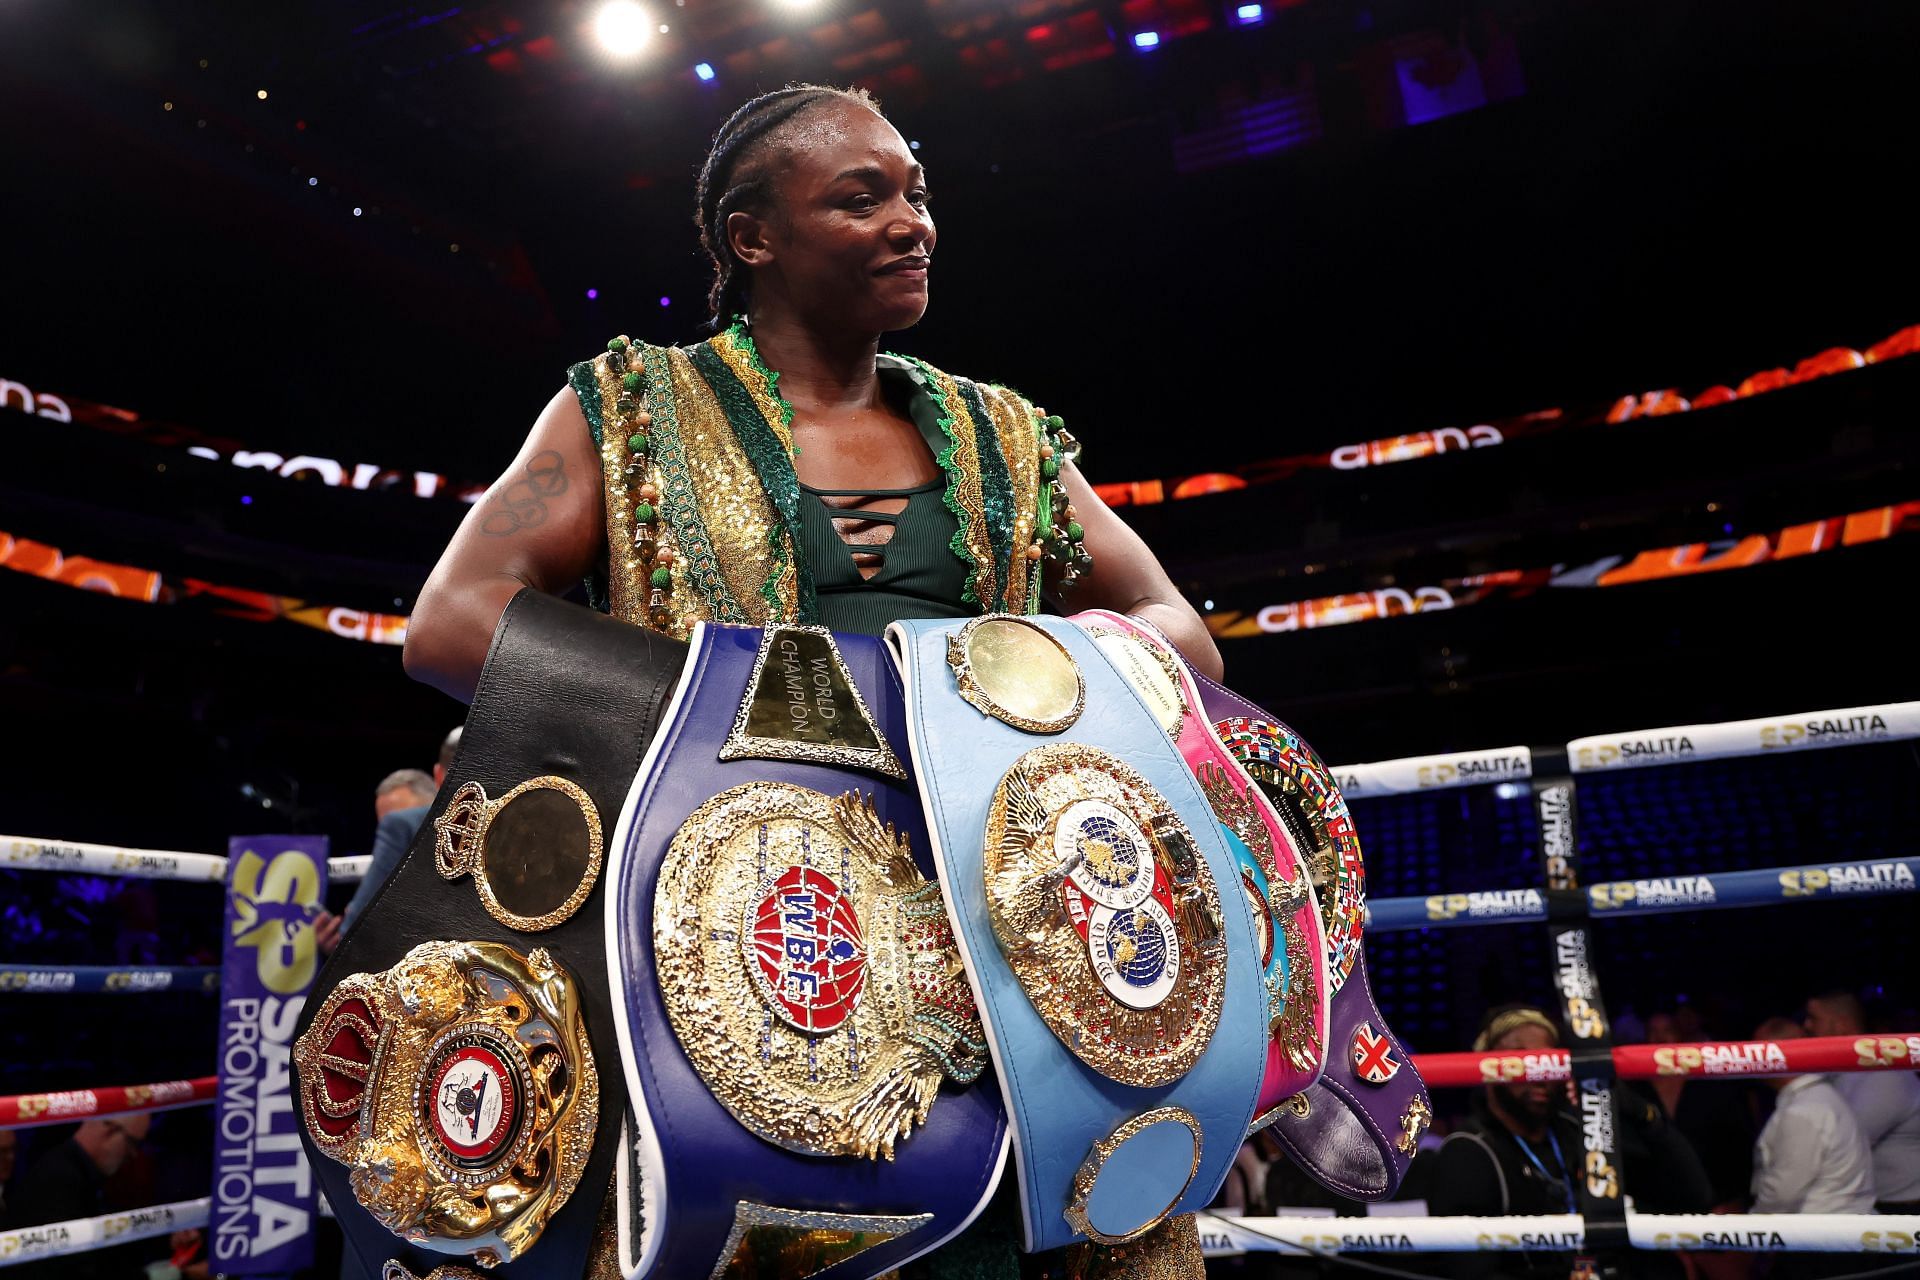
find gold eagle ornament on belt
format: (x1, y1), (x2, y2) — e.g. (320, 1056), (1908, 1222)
(654, 783), (988, 1161)
(293, 940), (599, 1268)
(985, 743), (1228, 1087)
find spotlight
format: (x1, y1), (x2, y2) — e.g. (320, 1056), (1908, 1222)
(307, 176), (318, 186)
(353, 207), (363, 216)
(694, 61), (715, 81)
(587, 287), (600, 299)
(595, 1), (653, 56)
(1234, 2), (1263, 22)
(1132, 30), (1161, 49)
(909, 139), (921, 150)
(256, 89), (268, 100)
(659, 295), (671, 307)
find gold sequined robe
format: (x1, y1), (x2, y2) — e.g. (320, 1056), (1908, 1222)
(568, 329), (1053, 640)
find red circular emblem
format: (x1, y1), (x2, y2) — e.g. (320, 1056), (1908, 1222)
(748, 866), (867, 1035)
(426, 1030), (522, 1166)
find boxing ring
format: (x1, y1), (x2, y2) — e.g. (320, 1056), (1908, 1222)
(3, 702), (1916, 1270)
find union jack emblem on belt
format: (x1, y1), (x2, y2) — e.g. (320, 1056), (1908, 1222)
(1352, 1022), (1401, 1085)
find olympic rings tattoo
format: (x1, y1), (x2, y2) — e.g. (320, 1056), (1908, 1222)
(480, 450), (568, 537)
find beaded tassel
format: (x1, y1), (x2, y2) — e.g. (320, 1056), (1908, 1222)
(609, 334), (671, 628)
(1029, 411), (1090, 591)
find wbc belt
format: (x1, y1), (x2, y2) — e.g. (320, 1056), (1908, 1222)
(1069, 610), (1330, 1117)
(606, 622), (1007, 1280)
(888, 614), (1267, 1253)
(1196, 674), (1433, 1200)
(292, 590), (688, 1280)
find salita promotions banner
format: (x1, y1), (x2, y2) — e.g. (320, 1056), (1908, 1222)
(215, 836), (329, 1275)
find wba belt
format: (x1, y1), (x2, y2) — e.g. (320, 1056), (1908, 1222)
(888, 614), (1267, 1253)
(1196, 673), (1434, 1200)
(291, 590), (688, 1279)
(1069, 609), (1330, 1117)
(606, 622), (1007, 1280)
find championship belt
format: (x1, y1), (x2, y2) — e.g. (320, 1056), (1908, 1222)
(1069, 610), (1330, 1116)
(606, 622), (1007, 1280)
(291, 590), (689, 1279)
(1196, 674), (1433, 1200)
(887, 614), (1268, 1253)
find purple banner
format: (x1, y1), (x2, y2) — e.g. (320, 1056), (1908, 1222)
(214, 835), (329, 1275)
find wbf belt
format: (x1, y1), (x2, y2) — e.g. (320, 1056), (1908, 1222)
(1196, 673), (1433, 1200)
(292, 590), (688, 1280)
(606, 623), (1006, 1280)
(1070, 610), (1330, 1116)
(888, 614), (1267, 1252)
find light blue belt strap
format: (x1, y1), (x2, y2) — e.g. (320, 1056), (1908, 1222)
(887, 616), (1267, 1252)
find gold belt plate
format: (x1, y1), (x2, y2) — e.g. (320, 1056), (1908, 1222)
(985, 743), (1227, 1087)
(654, 783), (987, 1160)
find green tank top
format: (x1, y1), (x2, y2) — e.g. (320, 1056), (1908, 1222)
(795, 358), (969, 635)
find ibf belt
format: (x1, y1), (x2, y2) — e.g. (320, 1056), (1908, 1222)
(1197, 674), (1433, 1200)
(292, 590), (688, 1280)
(606, 623), (1006, 1280)
(889, 614), (1267, 1252)
(1069, 609), (1330, 1114)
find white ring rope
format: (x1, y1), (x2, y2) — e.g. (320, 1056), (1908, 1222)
(0, 836), (368, 882)
(1198, 1212), (1920, 1256)
(6, 704), (1915, 868)
(0, 1197), (209, 1269)
(1330, 699), (1920, 798)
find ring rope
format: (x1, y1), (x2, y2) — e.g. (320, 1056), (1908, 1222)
(7, 1030), (1909, 1132)
(0, 836), (367, 882)
(0, 1197), (210, 1270)
(0, 1077), (217, 1130)
(0, 964), (220, 994)
(1418, 1032), (1920, 1088)
(1334, 699), (1919, 798)
(1196, 1213), (1920, 1256)
(1366, 856), (1920, 932)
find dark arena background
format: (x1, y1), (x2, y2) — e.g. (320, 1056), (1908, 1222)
(2, 0), (1917, 1276)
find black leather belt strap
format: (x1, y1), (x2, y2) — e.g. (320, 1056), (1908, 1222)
(293, 590), (687, 1280)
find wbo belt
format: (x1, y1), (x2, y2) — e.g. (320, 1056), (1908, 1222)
(1196, 673), (1434, 1200)
(888, 614), (1267, 1253)
(1069, 609), (1330, 1118)
(606, 622), (1007, 1280)
(292, 589), (688, 1279)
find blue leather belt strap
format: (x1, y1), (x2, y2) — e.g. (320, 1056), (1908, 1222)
(888, 616), (1267, 1252)
(606, 622), (1008, 1280)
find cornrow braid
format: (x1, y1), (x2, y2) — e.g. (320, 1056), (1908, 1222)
(694, 83), (882, 328)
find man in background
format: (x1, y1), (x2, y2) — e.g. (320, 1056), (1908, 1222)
(1429, 1004), (1711, 1278)
(315, 726), (461, 952)
(1804, 990), (1920, 1214)
(9, 1116), (151, 1278)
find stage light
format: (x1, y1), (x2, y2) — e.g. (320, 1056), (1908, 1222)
(587, 287), (600, 299)
(694, 61), (715, 80)
(353, 207), (363, 216)
(163, 101), (173, 111)
(1133, 30), (1161, 49)
(909, 139), (921, 150)
(241, 495), (253, 505)
(257, 89), (268, 99)
(595, 1), (654, 56)
(1234, 2), (1264, 23)
(659, 295), (671, 307)
(308, 177), (318, 186)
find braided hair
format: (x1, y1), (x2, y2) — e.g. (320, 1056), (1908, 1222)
(694, 83), (882, 328)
